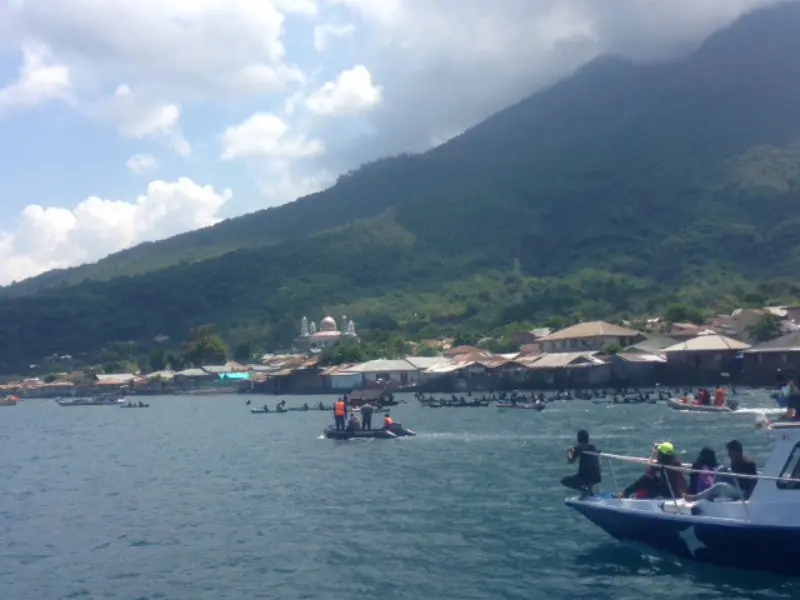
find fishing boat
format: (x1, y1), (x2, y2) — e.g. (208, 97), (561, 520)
(495, 402), (544, 411)
(323, 424), (416, 440)
(666, 398), (739, 412)
(565, 421), (800, 575)
(57, 394), (125, 406)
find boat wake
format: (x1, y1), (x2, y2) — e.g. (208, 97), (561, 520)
(735, 407), (784, 416)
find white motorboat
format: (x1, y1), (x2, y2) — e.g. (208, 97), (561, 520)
(565, 420), (800, 575)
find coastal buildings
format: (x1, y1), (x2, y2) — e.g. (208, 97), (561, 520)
(742, 332), (800, 383)
(536, 321), (645, 353)
(661, 333), (750, 383)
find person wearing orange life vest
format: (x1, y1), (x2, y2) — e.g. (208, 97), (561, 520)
(714, 385), (726, 407)
(333, 398), (347, 431)
(383, 413), (394, 430)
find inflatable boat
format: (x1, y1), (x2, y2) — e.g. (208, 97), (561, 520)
(666, 398), (739, 412)
(323, 425), (416, 440)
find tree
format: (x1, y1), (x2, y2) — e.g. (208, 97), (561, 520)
(319, 337), (368, 366)
(663, 303), (705, 325)
(166, 352), (185, 371)
(184, 324), (228, 366)
(747, 314), (783, 343)
(43, 373), (57, 383)
(102, 360), (124, 374)
(148, 347), (167, 372)
(233, 342), (254, 364)
(415, 344), (441, 357)
(601, 341), (623, 355)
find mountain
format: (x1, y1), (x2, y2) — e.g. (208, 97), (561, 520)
(2, 2), (800, 372)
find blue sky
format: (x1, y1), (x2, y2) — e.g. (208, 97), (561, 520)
(0, 0), (779, 284)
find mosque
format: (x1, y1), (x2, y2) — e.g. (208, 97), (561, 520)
(293, 315), (358, 354)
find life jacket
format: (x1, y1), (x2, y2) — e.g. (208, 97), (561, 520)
(384, 416), (394, 427)
(714, 388), (725, 406)
(334, 401), (346, 416)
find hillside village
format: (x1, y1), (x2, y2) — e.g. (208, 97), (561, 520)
(6, 304), (800, 398)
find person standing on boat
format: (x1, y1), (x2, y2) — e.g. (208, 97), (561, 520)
(562, 430), (602, 498)
(334, 397), (347, 431)
(714, 385), (726, 407)
(777, 370), (800, 419)
(347, 411), (360, 433)
(360, 401), (375, 430)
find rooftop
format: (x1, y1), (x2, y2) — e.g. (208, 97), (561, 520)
(745, 332), (800, 353)
(538, 321), (641, 342)
(662, 333), (750, 353)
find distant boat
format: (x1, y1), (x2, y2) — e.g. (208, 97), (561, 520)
(173, 388), (237, 396)
(56, 394), (125, 406)
(0, 394), (18, 406)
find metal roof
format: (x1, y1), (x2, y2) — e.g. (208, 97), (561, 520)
(525, 352), (605, 369)
(348, 359), (419, 373)
(538, 321), (642, 341)
(745, 332), (800, 353)
(404, 356), (446, 369)
(662, 334), (750, 353)
(616, 352), (667, 364)
(95, 373), (136, 383)
(175, 368), (208, 377)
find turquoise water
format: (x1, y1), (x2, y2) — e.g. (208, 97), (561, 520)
(0, 392), (796, 600)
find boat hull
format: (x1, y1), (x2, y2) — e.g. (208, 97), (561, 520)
(566, 497), (800, 575)
(323, 426), (416, 440)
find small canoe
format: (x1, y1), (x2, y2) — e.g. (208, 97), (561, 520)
(495, 402), (544, 411)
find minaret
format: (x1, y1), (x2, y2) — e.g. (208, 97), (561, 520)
(300, 316), (309, 336)
(347, 319), (356, 336)
(309, 321), (317, 334)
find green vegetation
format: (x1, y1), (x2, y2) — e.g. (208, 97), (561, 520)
(0, 4), (799, 373)
(747, 314), (784, 343)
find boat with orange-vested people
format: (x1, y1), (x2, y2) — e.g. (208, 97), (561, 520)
(0, 394), (19, 406)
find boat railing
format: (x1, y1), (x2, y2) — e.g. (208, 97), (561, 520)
(581, 450), (800, 518)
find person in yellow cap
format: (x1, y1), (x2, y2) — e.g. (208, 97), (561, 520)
(618, 441), (687, 499)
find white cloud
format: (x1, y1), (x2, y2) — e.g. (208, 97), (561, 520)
(126, 154), (158, 176)
(306, 65), (381, 116)
(94, 85), (191, 157)
(314, 22), (356, 51)
(220, 112), (325, 161)
(274, 0), (319, 16)
(0, 44), (70, 111)
(0, 178), (232, 285)
(0, 1), (304, 100)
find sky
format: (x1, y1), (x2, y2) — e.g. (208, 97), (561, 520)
(0, 0), (782, 285)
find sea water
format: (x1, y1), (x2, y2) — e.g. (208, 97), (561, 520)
(0, 391), (796, 600)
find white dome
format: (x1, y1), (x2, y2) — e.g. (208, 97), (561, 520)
(320, 316), (338, 332)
